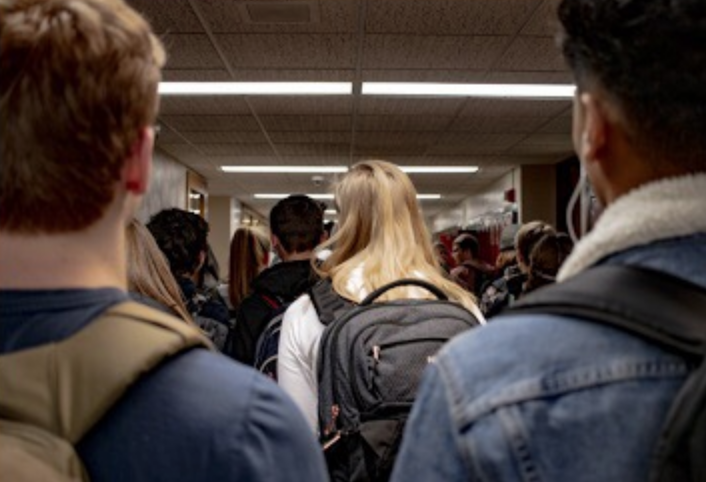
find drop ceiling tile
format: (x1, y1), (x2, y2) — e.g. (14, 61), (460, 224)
(355, 131), (439, 147)
(269, 132), (351, 143)
(216, 34), (356, 69)
(228, 69), (354, 81)
(162, 35), (225, 69)
(449, 116), (550, 133)
(159, 97), (252, 116)
(354, 145), (427, 157)
(537, 114), (573, 134)
(363, 35), (509, 70)
(162, 70), (232, 82)
(458, 98), (570, 117)
(362, 70), (487, 83)
(260, 115), (351, 131)
(154, 124), (185, 144)
(280, 156), (351, 165)
(430, 133), (525, 155)
(160, 115), (261, 132)
(181, 131), (269, 144)
(127, 0), (203, 33)
(358, 115), (452, 131)
(512, 133), (573, 148)
(520, 0), (562, 36)
(248, 97), (352, 115)
(358, 97), (463, 116)
(366, 0), (543, 35)
(494, 36), (566, 71)
(198, 0), (358, 33)
(200, 144), (275, 156)
(158, 144), (205, 161)
(484, 70), (573, 83)
(276, 144), (350, 156)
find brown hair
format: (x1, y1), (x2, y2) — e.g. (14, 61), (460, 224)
(0, 0), (165, 234)
(525, 232), (574, 294)
(126, 219), (193, 325)
(228, 226), (270, 309)
(515, 221), (555, 270)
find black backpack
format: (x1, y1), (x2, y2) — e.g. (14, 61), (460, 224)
(252, 293), (288, 381)
(504, 264), (706, 482)
(310, 278), (481, 482)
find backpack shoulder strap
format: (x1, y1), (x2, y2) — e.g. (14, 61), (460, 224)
(505, 265), (706, 356)
(309, 279), (355, 326)
(0, 301), (212, 444)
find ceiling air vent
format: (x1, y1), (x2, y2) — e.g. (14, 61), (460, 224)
(239, 1), (320, 24)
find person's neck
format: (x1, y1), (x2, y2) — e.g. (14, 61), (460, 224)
(281, 251), (313, 262)
(0, 220), (127, 290)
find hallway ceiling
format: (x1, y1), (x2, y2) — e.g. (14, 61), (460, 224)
(129, 0), (575, 219)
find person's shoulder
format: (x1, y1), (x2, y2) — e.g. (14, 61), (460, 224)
(84, 349), (327, 480)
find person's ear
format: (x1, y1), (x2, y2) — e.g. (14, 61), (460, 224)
(577, 92), (608, 167)
(122, 126), (154, 194)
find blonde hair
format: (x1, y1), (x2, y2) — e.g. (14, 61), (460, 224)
(126, 219), (193, 325)
(0, 0), (165, 234)
(228, 226), (271, 309)
(318, 160), (477, 311)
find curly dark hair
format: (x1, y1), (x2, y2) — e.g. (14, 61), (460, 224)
(269, 195), (323, 255)
(147, 208), (209, 278)
(558, 0), (706, 172)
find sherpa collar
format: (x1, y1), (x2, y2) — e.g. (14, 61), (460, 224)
(558, 173), (706, 281)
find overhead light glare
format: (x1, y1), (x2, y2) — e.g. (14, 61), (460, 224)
(401, 166), (479, 174)
(159, 82), (353, 96)
(362, 83), (575, 99)
(254, 193), (441, 200)
(222, 165), (478, 174)
(222, 165), (348, 173)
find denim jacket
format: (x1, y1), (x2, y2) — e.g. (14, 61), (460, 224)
(391, 233), (706, 482)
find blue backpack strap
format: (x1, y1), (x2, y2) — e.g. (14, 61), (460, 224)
(309, 279), (355, 326)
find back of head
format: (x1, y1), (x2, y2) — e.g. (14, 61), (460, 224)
(558, 0), (706, 172)
(147, 209), (209, 279)
(0, 0), (164, 234)
(515, 221), (555, 268)
(228, 225), (270, 308)
(453, 233), (480, 259)
(525, 232), (574, 293)
(126, 219), (192, 324)
(321, 160), (476, 311)
(269, 195), (323, 256)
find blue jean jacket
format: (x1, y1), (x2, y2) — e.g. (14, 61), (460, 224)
(391, 234), (706, 482)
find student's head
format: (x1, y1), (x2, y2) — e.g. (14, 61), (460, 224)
(269, 195), (323, 259)
(321, 160), (476, 311)
(525, 232), (574, 294)
(452, 233), (480, 264)
(228, 226), (271, 309)
(0, 0), (164, 234)
(515, 221), (555, 273)
(147, 209), (210, 279)
(126, 219), (193, 324)
(559, 0), (706, 203)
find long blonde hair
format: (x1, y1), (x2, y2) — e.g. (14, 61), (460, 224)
(126, 219), (193, 324)
(317, 160), (477, 312)
(228, 226), (270, 309)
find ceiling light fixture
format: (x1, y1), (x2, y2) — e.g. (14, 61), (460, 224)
(222, 166), (348, 173)
(254, 193), (442, 200)
(222, 165), (478, 174)
(362, 83), (575, 99)
(159, 82), (353, 96)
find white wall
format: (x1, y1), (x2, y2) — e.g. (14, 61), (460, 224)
(137, 148), (187, 222)
(208, 196), (243, 279)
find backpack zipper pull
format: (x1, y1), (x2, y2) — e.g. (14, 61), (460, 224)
(373, 345), (381, 362)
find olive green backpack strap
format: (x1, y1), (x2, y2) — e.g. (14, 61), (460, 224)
(0, 301), (213, 481)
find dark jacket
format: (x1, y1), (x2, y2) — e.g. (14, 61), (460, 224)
(178, 277), (232, 351)
(227, 260), (318, 365)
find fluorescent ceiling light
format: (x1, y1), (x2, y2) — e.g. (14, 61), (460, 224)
(254, 193), (441, 200)
(401, 166), (479, 174)
(362, 83), (575, 99)
(222, 165), (478, 174)
(222, 166), (348, 173)
(324, 209), (337, 214)
(159, 82), (352, 96)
